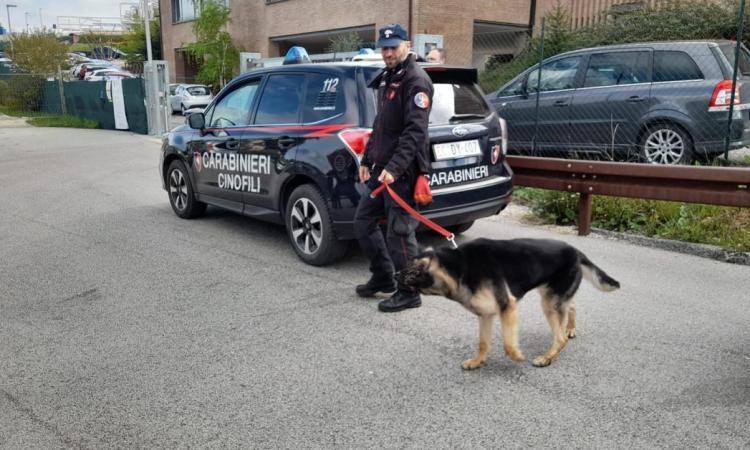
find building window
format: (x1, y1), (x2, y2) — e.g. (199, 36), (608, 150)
(172, 0), (196, 22)
(172, 0), (229, 23)
(266, 0), (289, 4)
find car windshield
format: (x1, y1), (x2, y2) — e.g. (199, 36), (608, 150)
(720, 43), (750, 76)
(187, 86), (210, 96)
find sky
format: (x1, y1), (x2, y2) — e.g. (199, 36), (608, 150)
(1, 1), (136, 32)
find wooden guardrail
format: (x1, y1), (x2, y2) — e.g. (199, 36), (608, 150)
(506, 156), (750, 235)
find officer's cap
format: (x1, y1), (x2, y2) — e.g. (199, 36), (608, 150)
(377, 24), (409, 48)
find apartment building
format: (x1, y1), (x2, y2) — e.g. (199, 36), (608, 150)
(160, 0), (633, 83)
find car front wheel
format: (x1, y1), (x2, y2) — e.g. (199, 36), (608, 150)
(285, 184), (347, 266)
(167, 160), (206, 219)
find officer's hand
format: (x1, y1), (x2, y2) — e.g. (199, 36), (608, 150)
(359, 165), (370, 184)
(378, 169), (395, 185)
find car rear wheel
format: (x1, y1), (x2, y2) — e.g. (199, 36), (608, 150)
(640, 124), (693, 165)
(181, 104), (187, 116)
(285, 184), (347, 266)
(446, 221), (475, 235)
(167, 160), (206, 219)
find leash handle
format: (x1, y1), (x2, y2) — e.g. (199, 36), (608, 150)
(370, 182), (457, 248)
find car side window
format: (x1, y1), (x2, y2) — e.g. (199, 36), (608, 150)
(302, 73), (345, 123)
(526, 55), (582, 93)
(583, 51), (650, 87)
(653, 51), (704, 82)
(498, 76), (525, 97)
(208, 80), (260, 128)
(254, 74), (305, 125)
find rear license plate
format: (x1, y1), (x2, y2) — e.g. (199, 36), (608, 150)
(433, 140), (481, 161)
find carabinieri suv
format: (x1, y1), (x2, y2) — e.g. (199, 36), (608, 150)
(160, 62), (513, 265)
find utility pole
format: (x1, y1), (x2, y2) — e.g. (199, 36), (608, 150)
(142, 0), (153, 61)
(6, 4), (16, 53)
(39, 8), (43, 29)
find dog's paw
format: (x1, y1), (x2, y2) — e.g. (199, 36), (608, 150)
(532, 355), (552, 367)
(461, 358), (485, 370)
(504, 346), (526, 362)
(567, 328), (577, 339)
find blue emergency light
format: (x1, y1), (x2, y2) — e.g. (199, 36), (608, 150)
(283, 46), (311, 65)
(358, 48), (374, 55)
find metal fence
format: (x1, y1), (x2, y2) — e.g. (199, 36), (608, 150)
(0, 72), (149, 134)
(464, 0), (750, 167)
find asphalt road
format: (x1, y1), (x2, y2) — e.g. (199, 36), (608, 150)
(0, 126), (748, 449)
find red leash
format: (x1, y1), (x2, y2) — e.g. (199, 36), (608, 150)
(370, 183), (458, 249)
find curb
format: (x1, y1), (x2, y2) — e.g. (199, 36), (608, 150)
(591, 228), (750, 266)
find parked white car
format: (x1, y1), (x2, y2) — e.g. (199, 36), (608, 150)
(86, 69), (134, 82)
(170, 84), (213, 115)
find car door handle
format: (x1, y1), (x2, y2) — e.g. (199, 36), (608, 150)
(553, 100), (569, 107)
(225, 138), (240, 150)
(627, 96), (646, 103)
(278, 137), (296, 149)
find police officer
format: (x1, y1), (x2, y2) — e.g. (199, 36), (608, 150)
(354, 24), (434, 313)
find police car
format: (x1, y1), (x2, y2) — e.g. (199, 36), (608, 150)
(159, 49), (513, 266)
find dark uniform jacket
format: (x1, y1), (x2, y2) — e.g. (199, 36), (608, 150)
(362, 54), (434, 182)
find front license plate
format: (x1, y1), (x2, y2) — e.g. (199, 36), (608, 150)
(433, 140), (481, 161)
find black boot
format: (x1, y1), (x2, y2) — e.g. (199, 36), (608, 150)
(356, 274), (396, 298)
(378, 290), (421, 312)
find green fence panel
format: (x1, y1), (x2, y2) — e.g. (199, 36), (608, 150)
(41, 81), (63, 115)
(122, 78), (148, 135)
(62, 80), (115, 130)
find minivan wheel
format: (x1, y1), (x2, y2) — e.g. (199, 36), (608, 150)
(640, 124), (693, 165)
(167, 160), (206, 219)
(285, 184), (347, 266)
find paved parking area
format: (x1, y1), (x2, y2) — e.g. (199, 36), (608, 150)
(1, 126), (748, 448)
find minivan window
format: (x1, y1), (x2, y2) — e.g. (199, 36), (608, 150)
(255, 74), (305, 125)
(498, 76), (525, 97)
(653, 51), (703, 82)
(209, 80), (260, 128)
(429, 82), (491, 125)
(584, 51), (650, 87)
(303, 73), (345, 123)
(719, 43), (750, 76)
(526, 55), (582, 92)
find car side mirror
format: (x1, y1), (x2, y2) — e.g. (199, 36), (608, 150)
(188, 112), (205, 131)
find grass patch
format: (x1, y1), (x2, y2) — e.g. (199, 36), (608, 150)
(515, 187), (750, 252)
(27, 115), (99, 129)
(0, 105), (50, 118)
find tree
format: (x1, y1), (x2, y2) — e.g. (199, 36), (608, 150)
(327, 32), (364, 54)
(187, 0), (240, 90)
(9, 31), (68, 74)
(122, 6), (162, 62)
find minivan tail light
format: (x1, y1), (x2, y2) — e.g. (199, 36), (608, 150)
(338, 128), (372, 161)
(709, 80), (741, 111)
(498, 116), (508, 155)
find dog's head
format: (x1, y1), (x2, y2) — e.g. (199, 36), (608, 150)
(395, 247), (460, 298)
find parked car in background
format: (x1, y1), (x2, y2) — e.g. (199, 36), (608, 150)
(86, 69), (135, 82)
(75, 62), (117, 80)
(489, 40), (750, 164)
(170, 84), (213, 115)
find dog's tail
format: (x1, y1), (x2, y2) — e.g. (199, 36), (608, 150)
(578, 251), (620, 292)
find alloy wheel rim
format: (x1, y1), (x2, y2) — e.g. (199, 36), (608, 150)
(169, 169), (188, 211)
(644, 129), (684, 165)
(290, 198), (323, 255)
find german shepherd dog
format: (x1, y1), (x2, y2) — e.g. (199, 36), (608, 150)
(395, 238), (620, 369)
